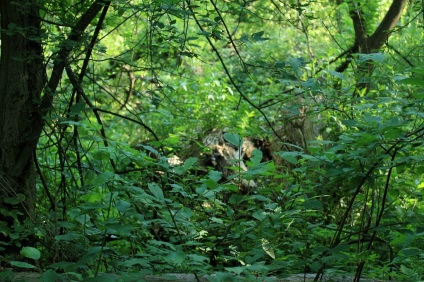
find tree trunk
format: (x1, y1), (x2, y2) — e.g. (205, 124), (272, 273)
(346, 0), (408, 96)
(0, 0), (44, 256)
(0, 0), (110, 259)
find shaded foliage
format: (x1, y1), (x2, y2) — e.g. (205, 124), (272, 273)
(1, 0), (424, 281)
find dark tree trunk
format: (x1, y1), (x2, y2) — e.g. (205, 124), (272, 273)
(346, 0), (408, 96)
(0, 0), (110, 259)
(0, 0), (44, 255)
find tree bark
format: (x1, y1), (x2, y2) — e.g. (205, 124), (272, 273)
(367, 0), (408, 51)
(0, 0), (111, 258)
(340, 0), (408, 95)
(0, 0), (44, 252)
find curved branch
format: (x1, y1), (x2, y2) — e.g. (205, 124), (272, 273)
(209, 0), (249, 74)
(69, 1), (111, 188)
(334, 0), (407, 75)
(40, 0), (111, 116)
(368, 0), (408, 51)
(66, 63), (161, 150)
(91, 107), (160, 143)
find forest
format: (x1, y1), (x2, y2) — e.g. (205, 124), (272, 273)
(0, 0), (423, 281)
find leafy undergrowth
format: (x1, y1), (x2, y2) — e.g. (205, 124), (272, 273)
(1, 1), (424, 281)
(3, 125), (424, 281)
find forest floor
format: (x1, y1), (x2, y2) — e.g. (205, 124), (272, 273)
(0, 270), (397, 282)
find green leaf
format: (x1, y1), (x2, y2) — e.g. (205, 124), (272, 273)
(400, 265), (420, 281)
(224, 132), (242, 147)
(187, 254), (209, 263)
(139, 145), (160, 157)
(20, 247), (41, 260)
(79, 202), (108, 210)
(328, 243), (350, 254)
(252, 210), (267, 221)
(8, 23), (17, 30)
(121, 258), (150, 267)
(117, 8), (125, 17)
(148, 183), (165, 202)
(410, 66), (424, 75)
(276, 151), (300, 165)
(239, 34), (249, 42)
(310, 261), (323, 271)
(412, 92), (424, 99)
(209, 170), (222, 182)
(328, 70), (346, 80)
(10, 261), (36, 269)
(357, 133), (379, 145)
(244, 162), (269, 176)
(400, 247), (421, 256)
(301, 199), (323, 210)
(251, 31), (269, 41)
(261, 238), (275, 259)
(69, 102), (85, 116)
(249, 149), (263, 166)
(398, 77), (424, 86)
(183, 157), (198, 171)
(225, 266), (245, 275)
(55, 232), (83, 241)
(210, 217), (223, 224)
(116, 200), (131, 214)
(41, 269), (58, 282)
(356, 53), (385, 63)
(93, 171), (115, 185)
(166, 251), (187, 265)
(3, 194), (26, 205)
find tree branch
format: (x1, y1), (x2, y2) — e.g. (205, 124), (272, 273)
(39, 0), (111, 117)
(368, 0), (408, 51)
(349, 2), (368, 48)
(11, 0), (110, 178)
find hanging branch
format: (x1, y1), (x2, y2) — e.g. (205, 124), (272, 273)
(40, 0), (112, 117)
(13, 0), (111, 177)
(187, 1), (296, 151)
(70, 1), (111, 188)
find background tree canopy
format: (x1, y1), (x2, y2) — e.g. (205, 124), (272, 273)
(1, 0), (424, 281)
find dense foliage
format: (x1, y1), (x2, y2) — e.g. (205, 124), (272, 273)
(1, 0), (424, 281)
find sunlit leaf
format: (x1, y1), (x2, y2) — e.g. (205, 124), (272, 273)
(261, 238), (275, 259)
